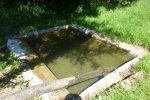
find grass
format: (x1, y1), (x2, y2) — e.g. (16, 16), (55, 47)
(0, 0), (150, 99)
(80, 0), (150, 48)
(101, 76), (150, 100)
(0, 52), (21, 91)
(0, 52), (21, 71)
(135, 55), (150, 73)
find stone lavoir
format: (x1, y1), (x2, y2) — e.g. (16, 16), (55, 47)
(26, 27), (133, 93)
(6, 25), (147, 100)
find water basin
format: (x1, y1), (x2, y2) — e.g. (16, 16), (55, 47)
(27, 27), (133, 93)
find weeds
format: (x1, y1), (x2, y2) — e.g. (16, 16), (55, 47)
(0, 52), (21, 71)
(19, 80), (29, 89)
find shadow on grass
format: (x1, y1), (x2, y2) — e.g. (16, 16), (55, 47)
(0, 0), (137, 39)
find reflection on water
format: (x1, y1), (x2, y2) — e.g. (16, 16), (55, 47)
(27, 28), (133, 93)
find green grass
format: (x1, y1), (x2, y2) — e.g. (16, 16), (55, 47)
(101, 76), (150, 100)
(0, 52), (21, 90)
(80, 0), (150, 48)
(0, 0), (150, 99)
(135, 55), (150, 73)
(0, 52), (21, 71)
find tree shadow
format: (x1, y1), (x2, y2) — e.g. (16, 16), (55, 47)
(26, 26), (130, 76)
(0, 0), (137, 37)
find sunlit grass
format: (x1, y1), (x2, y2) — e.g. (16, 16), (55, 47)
(101, 76), (150, 100)
(81, 0), (150, 48)
(134, 55), (150, 73)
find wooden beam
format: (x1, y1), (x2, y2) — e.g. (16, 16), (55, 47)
(0, 70), (107, 100)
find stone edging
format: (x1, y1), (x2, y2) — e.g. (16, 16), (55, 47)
(7, 24), (149, 100)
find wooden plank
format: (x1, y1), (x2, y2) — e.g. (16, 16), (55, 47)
(0, 70), (107, 100)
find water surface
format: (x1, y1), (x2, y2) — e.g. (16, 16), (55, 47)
(27, 28), (133, 93)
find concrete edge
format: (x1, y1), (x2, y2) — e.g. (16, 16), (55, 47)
(7, 24), (149, 100)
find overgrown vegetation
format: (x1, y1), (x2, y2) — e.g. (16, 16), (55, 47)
(0, 52), (22, 92)
(0, 52), (21, 71)
(0, 0), (150, 99)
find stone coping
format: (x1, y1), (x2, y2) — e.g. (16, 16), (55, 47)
(7, 24), (148, 100)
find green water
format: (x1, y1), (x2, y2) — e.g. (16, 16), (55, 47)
(27, 28), (133, 93)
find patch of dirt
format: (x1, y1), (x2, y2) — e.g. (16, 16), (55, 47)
(0, 74), (28, 95)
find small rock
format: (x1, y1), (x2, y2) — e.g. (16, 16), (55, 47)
(121, 71), (146, 91)
(121, 79), (136, 90)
